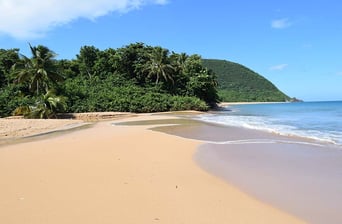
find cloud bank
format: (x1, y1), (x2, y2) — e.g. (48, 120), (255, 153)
(269, 64), (288, 71)
(0, 0), (168, 39)
(271, 18), (292, 29)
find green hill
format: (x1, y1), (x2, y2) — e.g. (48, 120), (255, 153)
(202, 59), (291, 102)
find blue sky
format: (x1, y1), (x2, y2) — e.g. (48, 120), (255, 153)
(0, 0), (341, 101)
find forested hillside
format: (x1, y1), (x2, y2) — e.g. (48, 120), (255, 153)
(202, 59), (291, 102)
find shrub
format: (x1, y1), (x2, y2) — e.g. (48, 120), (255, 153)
(170, 96), (209, 111)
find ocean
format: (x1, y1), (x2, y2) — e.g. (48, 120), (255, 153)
(196, 101), (342, 147)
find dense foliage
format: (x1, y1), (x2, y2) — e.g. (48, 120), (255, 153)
(0, 43), (218, 118)
(202, 59), (291, 102)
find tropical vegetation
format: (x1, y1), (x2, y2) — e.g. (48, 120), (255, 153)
(0, 43), (218, 118)
(0, 44), (297, 118)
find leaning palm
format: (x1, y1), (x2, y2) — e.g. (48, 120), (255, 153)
(25, 90), (67, 119)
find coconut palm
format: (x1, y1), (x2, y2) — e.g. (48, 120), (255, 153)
(24, 90), (67, 119)
(12, 44), (62, 96)
(171, 52), (188, 73)
(143, 47), (175, 84)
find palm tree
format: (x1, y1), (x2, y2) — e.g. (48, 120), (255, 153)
(25, 90), (67, 119)
(12, 44), (62, 96)
(171, 52), (188, 73)
(143, 47), (175, 84)
(13, 90), (67, 118)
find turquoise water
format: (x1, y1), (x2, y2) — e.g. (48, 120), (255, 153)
(197, 101), (342, 146)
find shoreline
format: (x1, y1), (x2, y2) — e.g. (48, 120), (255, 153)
(0, 114), (305, 224)
(218, 101), (289, 107)
(150, 117), (341, 224)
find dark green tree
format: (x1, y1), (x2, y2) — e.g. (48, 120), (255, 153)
(114, 43), (152, 84)
(186, 69), (218, 105)
(184, 55), (218, 105)
(76, 46), (100, 78)
(0, 48), (20, 88)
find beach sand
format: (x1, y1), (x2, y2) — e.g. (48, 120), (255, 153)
(0, 114), (306, 224)
(0, 118), (85, 139)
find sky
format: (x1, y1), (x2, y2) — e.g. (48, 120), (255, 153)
(0, 0), (341, 101)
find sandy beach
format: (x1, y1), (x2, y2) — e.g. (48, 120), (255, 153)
(0, 114), (306, 224)
(0, 118), (85, 139)
(0, 112), (135, 139)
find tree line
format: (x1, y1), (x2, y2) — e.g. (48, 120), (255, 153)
(0, 43), (219, 118)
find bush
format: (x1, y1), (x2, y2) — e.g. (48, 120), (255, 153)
(61, 77), (209, 113)
(129, 92), (170, 113)
(170, 96), (209, 111)
(0, 86), (35, 117)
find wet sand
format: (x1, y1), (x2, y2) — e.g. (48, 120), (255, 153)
(196, 143), (342, 224)
(0, 114), (305, 224)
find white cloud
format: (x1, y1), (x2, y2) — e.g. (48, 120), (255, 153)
(271, 18), (292, 29)
(269, 64), (288, 71)
(0, 0), (168, 39)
